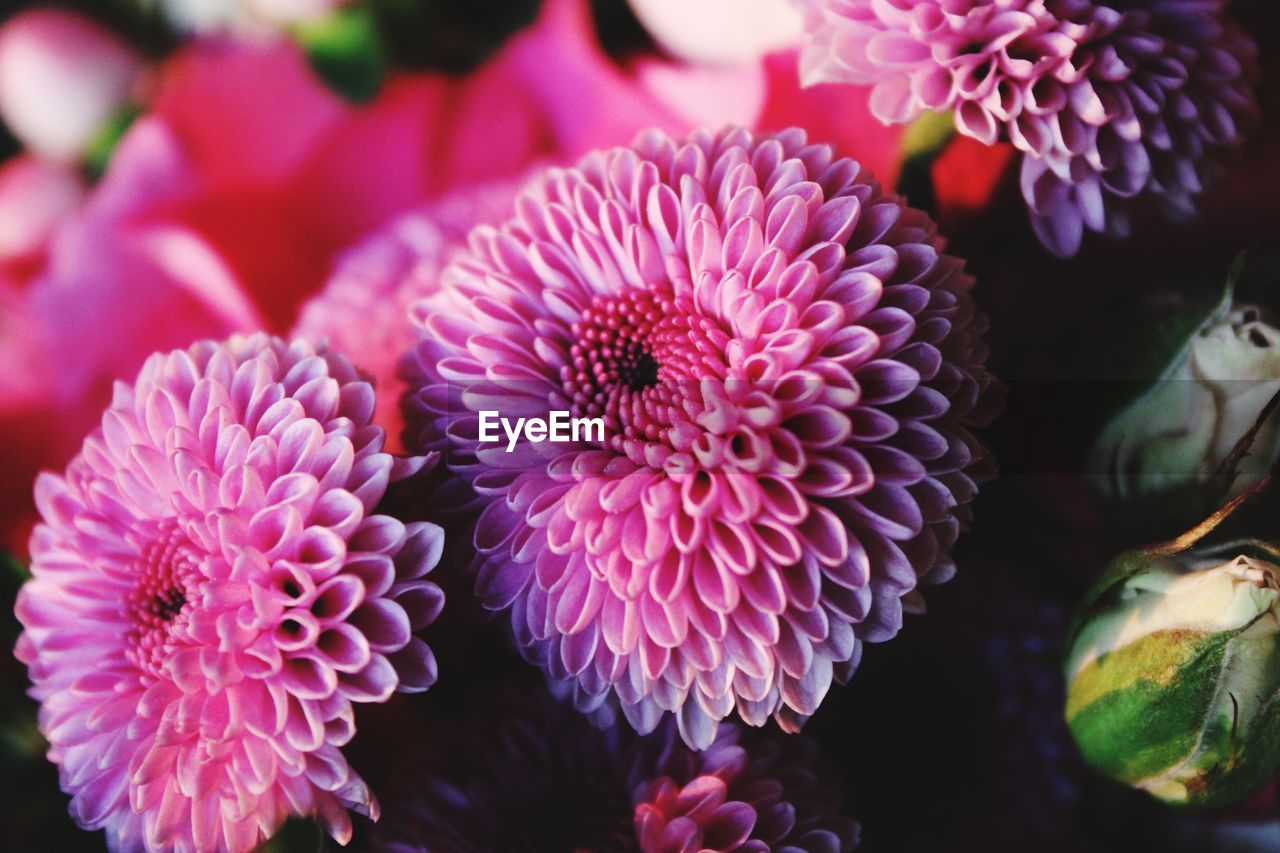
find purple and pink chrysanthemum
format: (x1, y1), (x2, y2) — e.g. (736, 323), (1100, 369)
(368, 683), (858, 852)
(634, 724), (859, 852)
(799, 0), (1258, 256)
(405, 126), (996, 748)
(16, 333), (444, 851)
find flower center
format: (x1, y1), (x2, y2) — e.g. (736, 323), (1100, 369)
(142, 587), (187, 623)
(564, 290), (666, 402)
(126, 520), (200, 675)
(557, 288), (734, 462)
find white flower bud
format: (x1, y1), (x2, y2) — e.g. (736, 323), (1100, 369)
(1093, 305), (1280, 509)
(156, 0), (349, 36)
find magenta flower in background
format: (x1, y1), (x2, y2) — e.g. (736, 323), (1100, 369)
(405, 126), (995, 748)
(633, 724), (859, 852)
(0, 119), (272, 557)
(15, 334), (445, 851)
(799, 0), (1258, 257)
(0, 155), (85, 268)
(369, 682), (858, 851)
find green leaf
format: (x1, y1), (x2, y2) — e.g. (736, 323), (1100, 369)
(900, 110), (956, 161)
(295, 5), (387, 105)
(1225, 247), (1280, 305)
(0, 551), (28, 582)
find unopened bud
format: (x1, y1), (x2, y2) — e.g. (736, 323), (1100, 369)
(1066, 548), (1280, 808)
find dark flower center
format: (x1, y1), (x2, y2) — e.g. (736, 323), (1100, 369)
(127, 520), (200, 673)
(564, 289), (666, 404)
(554, 288), (737, 461)
(145, 588), (187, 623)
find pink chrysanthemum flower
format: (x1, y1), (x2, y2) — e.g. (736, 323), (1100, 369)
(634, 725), (859, 852)
(16, 333), (445, 852)
(405, 127), (994, 748)
(798, 0), (1258, 257)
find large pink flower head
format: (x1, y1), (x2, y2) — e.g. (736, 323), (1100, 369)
(15, 333), (445, 851)
(405, 126), (995, 748)
(798, 0), (1258, 257)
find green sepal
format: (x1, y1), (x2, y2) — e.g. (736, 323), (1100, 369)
(1186, 672), (1280, 808)
(1069, 612), (1280, 810)
(1079, 263), (1238, 480)
(1065, 542), (1280, 809)
(1065, 547), (1165, 658)
(1067, 629), (1232, 786)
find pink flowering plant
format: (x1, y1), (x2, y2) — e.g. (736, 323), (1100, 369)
(799, 0), (1259, 256)
(16, 334), (444, 849)
(0, 0), (1275, 850)
(404, 126), (995, 747)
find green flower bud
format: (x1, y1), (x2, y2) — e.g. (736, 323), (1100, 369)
(1065, 547), (1280, 808)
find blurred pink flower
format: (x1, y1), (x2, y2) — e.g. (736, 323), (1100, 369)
(0, 126), (258, 554)
(16, 333), (444, 851)
(0, 155), (85, 275)
(405, 127), (994, 748)
(0, 9), (143, 163)
(142, 0), (905, 313)
(0, 0), (903, 556)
